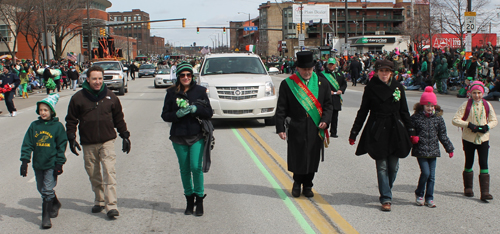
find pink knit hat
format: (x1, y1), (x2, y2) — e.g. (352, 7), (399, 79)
(420, 86), (437, 105)
(470, 81), (485, 94)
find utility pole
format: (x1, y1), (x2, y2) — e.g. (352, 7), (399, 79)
(42, 0), (49, 64)
(345, 0), (349, 55)
(86, 0), (91, 61)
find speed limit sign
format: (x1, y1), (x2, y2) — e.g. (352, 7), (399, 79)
(465, 12), (476, 32)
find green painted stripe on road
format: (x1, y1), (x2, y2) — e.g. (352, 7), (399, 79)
(232, 128), (315, 234)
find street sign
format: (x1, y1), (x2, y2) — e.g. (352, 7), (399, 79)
(464, 12), (476, 32)
(298, 34), (305, 41)
(465, 33), (472, 52)
(299, 41), (305, 47)
(244, 26), (258, 31)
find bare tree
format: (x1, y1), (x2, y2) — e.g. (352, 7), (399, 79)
(17, 1), (42, 61)
(434, 0), (495, 49)
(397, 4), (441, 51)
(0, 0), (35, 58)
(43, 0), (86, 59)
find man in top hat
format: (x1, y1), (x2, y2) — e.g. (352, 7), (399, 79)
(276, 51), (333, 198)
(318, 57), (347, 138)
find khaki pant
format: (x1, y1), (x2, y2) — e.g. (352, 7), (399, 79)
(82, 139), (117, 212)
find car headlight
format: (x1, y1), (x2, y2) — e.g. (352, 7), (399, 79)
(200, 82), (210, 97)
(112, 75), (123, 79)
(265, 81), (275, 96)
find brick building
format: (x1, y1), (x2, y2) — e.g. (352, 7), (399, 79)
(108, 9), (151, 55)
(149, 36), (165, 55)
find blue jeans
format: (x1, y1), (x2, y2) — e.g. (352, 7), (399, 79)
(376, 157), (399, 204)
(35, 169), (57, 201)
(415, 157), (436, 201)
(441, 79), (448, 93)
(484, 91), (500, 100)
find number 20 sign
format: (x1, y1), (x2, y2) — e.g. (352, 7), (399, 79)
(464, 12), (476, 32)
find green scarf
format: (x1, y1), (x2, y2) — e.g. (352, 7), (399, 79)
(82, 80), (105, 97)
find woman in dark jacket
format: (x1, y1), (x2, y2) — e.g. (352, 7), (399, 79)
(161, 62), (213, 216)
(349, 59), (415, 212)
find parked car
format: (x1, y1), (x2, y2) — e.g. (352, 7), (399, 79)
(154, 69), (175, 88)
(78, 69), (87, 87)
(138, 64), (156, 78)
(92, 60), (128, 95)
(198, 53), (277, 125)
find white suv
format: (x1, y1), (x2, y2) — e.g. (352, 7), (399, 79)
(199, 53), (277, 125)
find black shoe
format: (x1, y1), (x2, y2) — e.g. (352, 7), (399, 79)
(41, 200), (52, 229)
(194, 194), (207, 216)
(330, 134), (338, 138)
(184, 194), (195, 215)
(91, 205), (105, 213)
(303, 187), (314, 197)
(49, 196), (61, 218)
(107, 209), (119, 218)
(292, 182), (301, 197)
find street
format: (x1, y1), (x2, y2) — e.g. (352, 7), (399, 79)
(1, 74), (500, 234)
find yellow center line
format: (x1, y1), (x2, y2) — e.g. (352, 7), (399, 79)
(238, 128), (337, 234)
(247, 128), (359, 234)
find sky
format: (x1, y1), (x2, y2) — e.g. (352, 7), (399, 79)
(107, 0), (499, 49)
(107, 0), (265, 48)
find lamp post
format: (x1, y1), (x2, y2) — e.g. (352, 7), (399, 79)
(238, 12), (251, 46)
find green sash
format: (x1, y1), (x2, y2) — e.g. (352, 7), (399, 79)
(321, 71), (343, 103)
(285, 72), (329, 144)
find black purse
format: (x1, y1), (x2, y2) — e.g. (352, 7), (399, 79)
(193, 99), (214, 172)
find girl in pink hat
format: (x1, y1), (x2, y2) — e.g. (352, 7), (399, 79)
(410, 86), (454, 208)
(452, 81), (498, 202)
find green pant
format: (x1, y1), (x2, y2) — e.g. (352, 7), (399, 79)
(172, 140), (205, 197)
(435, 78), (442, 93)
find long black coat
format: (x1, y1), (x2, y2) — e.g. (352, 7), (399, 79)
(276, 75), (333, 174)
(349, 76), (415, 160)
(318, 70), (347, 111)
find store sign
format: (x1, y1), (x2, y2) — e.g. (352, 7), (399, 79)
(293, 4), (330, 24)
(354, 37), (396, 44)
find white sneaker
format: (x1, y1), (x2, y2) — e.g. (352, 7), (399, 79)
(425, 200), (436, 208)
(416, 196), (424, 206)
(11, 111), (17, 117)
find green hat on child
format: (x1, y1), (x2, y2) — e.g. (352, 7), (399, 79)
(36, 93), (59, 116)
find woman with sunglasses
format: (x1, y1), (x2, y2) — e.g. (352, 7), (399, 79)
(161, 62), (213, 216)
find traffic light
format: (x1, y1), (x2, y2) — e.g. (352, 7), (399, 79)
(302, 22), (306, 31)
(223, 27), (226, 34)
(197, 27), (199, 34)
(182, 19), (186, 28)
(99, 28), (106, 36)
(147, 23), (151, 29)
(297, 23), (300, 31)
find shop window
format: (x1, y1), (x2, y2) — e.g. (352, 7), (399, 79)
(376, 11), (379, 15)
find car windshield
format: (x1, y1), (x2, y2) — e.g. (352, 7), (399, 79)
(94, 62), (120, 71)
(157, 69), (170, 74)
(140, 65), (154, 69)
(201, 57), (267, 75)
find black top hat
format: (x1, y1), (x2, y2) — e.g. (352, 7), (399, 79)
(296, 51), (315, 68)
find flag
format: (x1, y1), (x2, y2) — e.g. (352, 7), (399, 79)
(66, 52), (77, 61)
(245, 45), (256, 53)
(200, 46), (210, 55)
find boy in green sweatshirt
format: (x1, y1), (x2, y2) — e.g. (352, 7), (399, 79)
(20, 93), (67, 229)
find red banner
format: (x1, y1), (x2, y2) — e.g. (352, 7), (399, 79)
(421, 33), (497, 49)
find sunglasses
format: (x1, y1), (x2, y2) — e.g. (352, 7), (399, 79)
(178, 73), (192, 78)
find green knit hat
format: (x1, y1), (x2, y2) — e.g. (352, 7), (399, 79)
(175, 62), (193, 78)
(36, 93), (59, 116)
(327, 58), (337, 64)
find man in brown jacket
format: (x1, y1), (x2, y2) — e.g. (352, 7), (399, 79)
(65, 66), (130, 219)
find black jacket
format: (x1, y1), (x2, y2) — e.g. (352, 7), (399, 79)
(0, 72), (20, 89)
(68, 70), (79, 81)
(161, 85), (213, 137)
(350, 76), (415, 160)
(411, 112), (454, 157)
(276, 75), (333, 174)
(43, 68), (54, 80)
(318, 70), (347, 111)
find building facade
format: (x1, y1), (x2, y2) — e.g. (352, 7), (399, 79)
(108, 9), (151, 55)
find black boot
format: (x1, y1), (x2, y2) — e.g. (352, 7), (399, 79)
(291, 182), (301, 197)
(194, 194), (206, 216)
(41, 200), (52, 229)
(184, 194), (195, 215)
(50, 195), (61, 218)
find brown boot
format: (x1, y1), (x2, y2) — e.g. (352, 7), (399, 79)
(22, 92), (26, 99)
(463, 171), (474, 197)
(479, 173), (493, 201)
